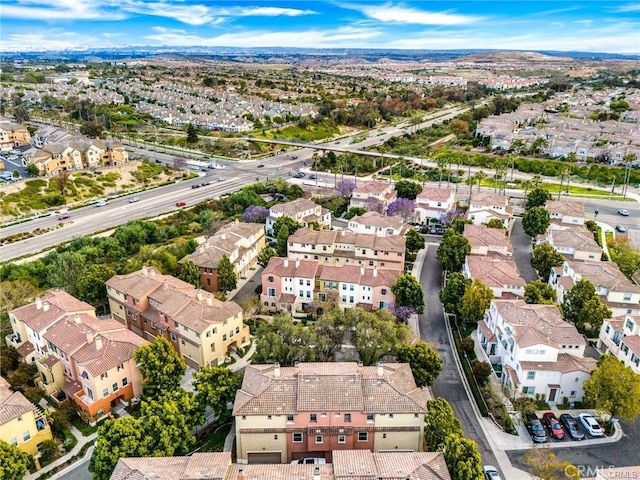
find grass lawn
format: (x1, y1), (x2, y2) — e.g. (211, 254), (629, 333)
(195, 422), (232, 452)
(255, 121), (339, 142)
(70, 415), (99, 436)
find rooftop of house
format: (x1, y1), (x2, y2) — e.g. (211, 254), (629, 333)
(548, 224), (602, 253)
(289, 227), (406, 252)
(492, 300), (585, 350)
(233, 362), (426, 416)
(43, 314), (125, 355)
(416, 186), (454, 203)
(469, 192), (508, 207)
(352, 181), (393, 195)
(349, 211), (405, 231)
(563, 259), (640, 294)
(466, 255), (525, 288)
(263, 257), (320, 279)
(106, 266), (195, 300)
(621, 335), (640, 357)
(464, 224), (513, 254)
(270, 198), (323, 216)
(0, 376), (40, 426)
(519, 353), (597, 374)
(545, 200), (585, 218)
(73, 330), (148, 377)
(317, 263), (400, 287)
(9, 289), (95, 332)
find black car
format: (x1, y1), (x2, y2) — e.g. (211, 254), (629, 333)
(525, 413), (547, 443)
(293, 172), (305, 178)
(257, 163), (265, 168)
(191, 184), (201, 189)
(309, 174), (317, 180)
(201, 182), (210, 186)
(559, 413), (585, 440)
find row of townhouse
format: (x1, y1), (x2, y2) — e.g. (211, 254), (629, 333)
(462, 223), (526, 298)
(6, 290), (146, 419)
(179, 221), (266, 293)
(0, 376), (53, 467)
(476, 300), (596, 404)
(266, 198), (332, 235)
(598, 314), (640, 375)
(346, 211), (407, 237)
(106, 266), (250, 370)
(0, 118), (31, 151)
(261, 258), (399, 313)
(414, 186), (456, 224)
(111, 450), (451, 479)
(466, 192), (513, 227)
(349, 181), (397, 213)
(287, 227), (406, 272)
(232, 362), (427, 464)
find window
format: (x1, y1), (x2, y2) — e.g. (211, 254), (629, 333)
(9, 438), (17, 446)
(522, 386), (535, 394)
(299, 279), (303, 285)
(350, 285), (355, 291)
(383, 433), (387, 439)
(570, 391), (576, 397)
(624, 294), (632, 301)
(88, 388), (93, 400)
(274, 435), (278, 440)
(389, 413), (394, 419)
(267, 415), (272, 420)
(338, 434), (346, 444)
(310, 413), (317, 422)
(112, 382), (118, 392)
(306, 280), (311, 286)
(293, 432), (303, 442)
(381, 288), (387, 295)
(287, 415), (294, 422)
(344, 413), (351, 422)
(358, 432), (368, 442)
(268, 276), (274, 282)
(242, 416), (246, 420)
(103, 388), (109, 398)
(316, 435), (323, 444)
(122, 377), (128, 387)
(367, 414), (374, 422)
(527, 371), (536, 380)
(268, 288), (276, 297)
(22, 431), (31, 441)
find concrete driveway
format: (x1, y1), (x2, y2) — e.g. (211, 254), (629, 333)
(510, 218), (539, 283)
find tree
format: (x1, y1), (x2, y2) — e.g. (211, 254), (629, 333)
(272, 215), (300, 239)
(79, 121), (104, 138)
(443, 434), (484, 480)
(405, 229), (425, 253)
(7, 362), (37, 392)
(193, 365), (243, 423)
(424, 398), (464, 450)
(0, 440), (29, 480)
(584, 355), (640, 426)
(531, 243), (564, 280)
(76, 263), (115, 311)
(179, 259), (202, 288)
(257, 246), (277, 268)
(436, 230), (471, 272)
(562, 279), (611, 332)
(396, 342), (443, 387)
(344, 206), (366, 220)
(133, 336), (186, 400)
(186, 123), (198, 143)
(459, 279), (493, 326)
(524, 280), (556, 304)
(26, 163), (39, 176)
(524, 449), (581, 480)
(386, 198), (416, 222)
(486, 218), (504, 229)
(395, 180), (422, 200)
(471, 361), (492, 386)
(522, 207), (550, 237)
(217, 255), (237, 293)
(242, 205), (269, 223)
(56, 170), (70, 196)
(576, 296), (612, 334)
(439, 272), (471, 315)
(525, 187), (552, 210)
(391, 274), (425, 314)
(13, 104), (29, 123)
(336, 180), (356, 198)
(276, 225), (289, 257)
(253, 314), (313, 366)
(351, 309), (408, 366)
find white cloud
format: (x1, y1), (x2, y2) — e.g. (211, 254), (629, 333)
(231, 7), (316, 17)
(610, 3), (640, 12)
(2, 0), (125, 20)
(342, 2), (482, 25)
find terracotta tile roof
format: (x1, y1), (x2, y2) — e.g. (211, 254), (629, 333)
(10, 289), (95, 332)
(565, 260), (640, 294)
(73, 330), (147, 377)
(0, 379), (40, 426)
(469, 192), (508, 207)
(548, 225), (601, 252)
(16, 341), (35, 357)
(228, 465), (334, 479)
(494, 300), (585, 349)
(621, 336), (640, 357)
(546, 200), (585, 218)
(350, 211), (405, 231)
(520, 353), (596, 374)
(43, 314), (125, 355)
(466, 256), (525, 289)
(270, 198), (321, 216)
(332, 451), (451, 480)
(110, 452), (231, 480)
(106, 267), (194, 300)
(417, 186), (454, 203)
(464, 224), (513, 254)
(353, 181), (392, 195)
(317, 264), (400, 288)
(233, 363), (426, 416)
(172, 296), (242, 334)
(262, 257), (320, 279)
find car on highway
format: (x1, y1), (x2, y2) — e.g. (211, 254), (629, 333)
(191, 184), (201, 189)
(578, 413), (604, 437)
(309, 174), (317, 180)
(616, 225), (627, 233)
(617, 209), (629, 216)
(217, 177), (226, 182)
(290, 458), (326, 465)
(176, 201), (186, 207)
(190, 165), (199, 171)
(201, 181), (211, 186)
(58, 213), (71, 220)
(95, 200), (108, 207)
(542, 412), (565, 440)
(483, 465), (502, 480)
(129, 197), (140, 203)
(559, 413), (585, 440)
(293, 172), (305, 178)
(257, 163), (265, 168)
(525, 413), (547, 443)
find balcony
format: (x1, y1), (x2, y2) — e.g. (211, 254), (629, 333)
(5, 332), (22, 348)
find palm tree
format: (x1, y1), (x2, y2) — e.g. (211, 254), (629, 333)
(557, 167), (570, 200)
(510, 138), (525, 154)
(531, 137), (549, 156)
(436, 156), (449, 188)
(493, 158), (508, 193)
(475, 170), (487, 192)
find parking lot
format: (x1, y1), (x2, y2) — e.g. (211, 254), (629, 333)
(524, 411), (612, 445)
(0, 150), (27, 182)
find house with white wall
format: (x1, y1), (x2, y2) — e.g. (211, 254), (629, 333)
(466, 192), (512, 227)
(463, 224), (513, 257)
(545, 200), (586, 225)
(347, 211), (406, 236)
(597, 314), (640, 374)
(266, 199), (331, 235)
(464, 255), (525, 298)
(415, 186), (455, 224)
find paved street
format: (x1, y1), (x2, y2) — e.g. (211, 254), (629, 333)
(417, 244), (499, 469)
(510, 218), (539, 282)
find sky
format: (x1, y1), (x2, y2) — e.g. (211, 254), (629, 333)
(1, 1), (639, 54)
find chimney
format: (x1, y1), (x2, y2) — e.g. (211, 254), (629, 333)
(221, 233), (226, 240)
(377, 362), (384, 377)
(95, 336), (103, 350)
(237, 468), (244, 480)
(35, 297), (43, 309)
(373, 267), (378, 277)
(74, 313), (81, 324)
(295, 259), (300, 269)
(149, 268), (156, 277)
(313, 466), (321, 480)
(196, 290), (204, 301)
(206, 293), (213, 306)
(284, 259), (289, 268)
(360, 266), (365, 276)
(86, 331), (93, 343)
(142, 265), (148, 275)
(274, 362), (280, 378)
(42, 302), (50, 312)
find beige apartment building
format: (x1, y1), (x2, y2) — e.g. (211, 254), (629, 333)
(0, 119), (31, 151)
(106, 266), (249, 369)
(265, 198), (332, 235)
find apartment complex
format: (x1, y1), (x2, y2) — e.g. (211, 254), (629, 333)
(0, 376), (52, 465)
(545, 200), (586, 225)
(6, 290), (146, 418)
(466, 192), (512, 227)
(0, 118), (31, 151)
(106, 266), (249, 369)
(349, 181), (397, 213)
(415, 186), (456, 224)
(261, 257), (399, 313)
(110, 450), (451, 479)
(180, 221), (266, 293)
(346, 211), (406, 236)
(287, 228), (406, 272)
(597, 314), (640, 374)
(464, 224), (513, 257)
(233, 362), (427, 464)
(476, 300), (596, 404)
(463, 255), (526, 298)
(266, 198), (331, 235)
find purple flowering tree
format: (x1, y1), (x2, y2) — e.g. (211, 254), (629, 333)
(365, 197), (384, 214)
(242, 205), (269, 223)
(337, 180), (357, 198)
(439, 207), (464, 226)
(388, 302), (417, 323)
(387, 198), (416, 222)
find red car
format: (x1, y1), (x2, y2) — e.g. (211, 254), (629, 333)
(542, 412), (565, 440)
(176, 201), (186, 207)
(58, 213), (70, 220)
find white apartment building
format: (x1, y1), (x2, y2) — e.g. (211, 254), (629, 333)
(597, 314), (640, 374)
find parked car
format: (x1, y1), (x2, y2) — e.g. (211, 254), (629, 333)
(190, 165), (199, 171)
(176, 201), (186, 207)
(309, 174), (317, 180)
(95, 200), (108, 207)
(578, 413), (604, 437)
(617, 209), (629, 216)
(58, 213), (70, 220)
(542, 412), (565, 440)
(616, 224), (627, 233)
(129, 197), (140, 203)
(483, 465), (502, 480)
(290, 458), (326, 465)
(559, 413), (585, 440)
(293, 172), (305, 178)
(525, 413), (547, 443)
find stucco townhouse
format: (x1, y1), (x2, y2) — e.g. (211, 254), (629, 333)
(597, 314), (640, 375)
(466, 192), (512, 227)
(463, 223), (514, 257)
(0, 119), (31, 151)
(232, 362), (427, 465)
(346, 211), (407, 236)
(476, 300), (596, 405)
(106, 266), (250, 369)
(415, 186), (456, 224)
(266, 198), (332, 236)
(349, 181), (397, 214)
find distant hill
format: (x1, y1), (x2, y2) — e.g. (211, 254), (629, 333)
(454, 51), (573, 63)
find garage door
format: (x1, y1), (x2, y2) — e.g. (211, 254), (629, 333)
(247, 452), (281, 464)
